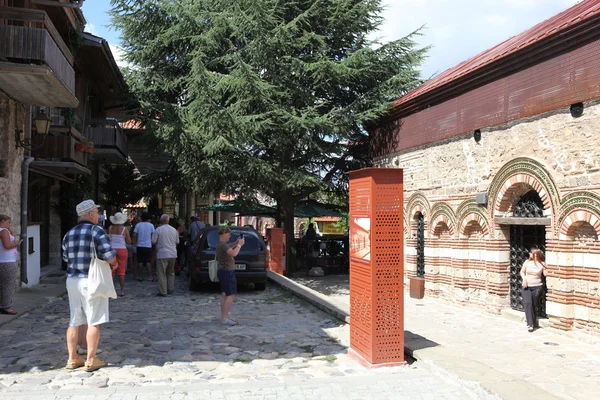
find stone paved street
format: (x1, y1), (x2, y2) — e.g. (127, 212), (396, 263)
(0, 274), (500, 399)
(294, 275), (600, 400)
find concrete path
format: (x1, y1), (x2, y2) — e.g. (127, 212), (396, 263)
(276, 273), (600, 400)
(0, 269), (500, 399)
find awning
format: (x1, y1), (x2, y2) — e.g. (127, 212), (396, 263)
(30, 161), (90, 183)
(198, 200), (276, 216)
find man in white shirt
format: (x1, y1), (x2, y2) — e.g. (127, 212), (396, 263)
(133, 212), (155, 282)
(152, 214), (179, 296)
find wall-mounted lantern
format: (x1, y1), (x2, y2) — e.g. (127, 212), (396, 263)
(15, 109), (53, 150)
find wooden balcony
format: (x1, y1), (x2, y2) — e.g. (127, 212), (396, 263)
(87, 119), (128, 164)
(0, 7), (77, 107)
(30, 126), (90, 173)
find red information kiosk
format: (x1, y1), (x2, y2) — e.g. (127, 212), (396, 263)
(347, 168), (406, 368)
(266, 228), (285, 275)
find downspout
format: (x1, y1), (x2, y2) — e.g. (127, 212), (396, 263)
(20, 156), (34, 284)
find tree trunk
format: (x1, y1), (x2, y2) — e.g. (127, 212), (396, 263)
(278, 195), (296, 275)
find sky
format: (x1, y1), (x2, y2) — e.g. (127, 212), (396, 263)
(82, 0), (582, 78)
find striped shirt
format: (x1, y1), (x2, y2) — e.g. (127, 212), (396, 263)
(62, 221), (116, 278)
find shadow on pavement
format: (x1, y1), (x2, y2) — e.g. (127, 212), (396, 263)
(0, 273), (349, 385)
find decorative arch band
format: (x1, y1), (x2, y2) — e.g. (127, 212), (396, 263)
(431, 215), (456, 238)
(488, 158), (560, 217)
(429, 201), (457, 237)
(494, 174), (551, 213)
(557, 191), (600, 239)
(406, 192), (431, 221)
(558, 210), (600, 240)
(459, 212), (490, 239)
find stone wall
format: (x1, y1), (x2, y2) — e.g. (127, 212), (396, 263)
(375, 101), (600, 336)
(0, 93), (25, 282)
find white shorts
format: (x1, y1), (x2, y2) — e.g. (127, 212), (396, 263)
(66, 277), (109, 326)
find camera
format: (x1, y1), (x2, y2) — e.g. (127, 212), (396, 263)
(239, 233), (244, 239)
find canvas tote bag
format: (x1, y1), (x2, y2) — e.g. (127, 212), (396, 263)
(208, 247), (219, 282)
(87, 241), (117, 299)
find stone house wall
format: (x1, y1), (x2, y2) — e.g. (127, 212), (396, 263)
(0, 93), (25, 283)
(375, 101), (600, 336)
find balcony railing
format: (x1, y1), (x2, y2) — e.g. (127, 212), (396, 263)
(0, 6), (76, 105)
(87, 119), (128, 164)
(30, 128), (88, 167)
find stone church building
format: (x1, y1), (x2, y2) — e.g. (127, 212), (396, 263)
(373, 1), (600, 336)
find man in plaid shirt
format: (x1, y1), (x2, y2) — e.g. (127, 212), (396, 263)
(62, 200), (117, 372)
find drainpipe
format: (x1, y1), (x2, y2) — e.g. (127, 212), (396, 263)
(20, 156), (34, 284)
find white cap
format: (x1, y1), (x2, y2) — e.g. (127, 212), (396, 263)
(76, 199), (100, 217)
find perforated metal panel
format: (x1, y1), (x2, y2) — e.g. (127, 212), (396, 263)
(348, 168), (404, 365)
(266, 228), (284, 275)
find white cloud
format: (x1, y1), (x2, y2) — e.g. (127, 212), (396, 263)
(109, 43), (130, 69)
(486, 14), (510, 27)
(84, 23), (98, 36)
(375, 0), (581, 78)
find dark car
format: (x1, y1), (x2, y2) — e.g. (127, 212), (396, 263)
(188, 226), (269, 291)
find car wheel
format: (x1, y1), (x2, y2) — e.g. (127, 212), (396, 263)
(254, 282), (266, 291)
(189, 272), (201, 292)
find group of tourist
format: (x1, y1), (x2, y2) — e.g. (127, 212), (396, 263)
(1, 199), (547, 374)
(102, 211), (187, 298)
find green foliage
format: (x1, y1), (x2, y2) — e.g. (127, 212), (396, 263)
(57, 175), (93, 232)
(110, 0), (425, 199)
(101, 162), (143, 210)
(111, 0), (426, 270)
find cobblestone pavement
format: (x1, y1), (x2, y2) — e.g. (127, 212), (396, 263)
(0, 274), (501, 399)
(294, 275), (600, 400)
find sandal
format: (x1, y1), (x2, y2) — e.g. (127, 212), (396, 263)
(65, 356), (85, 370)
(84, 357), (107, 372)
(221, 319), (238, 326)
(0, 308), (17, 315)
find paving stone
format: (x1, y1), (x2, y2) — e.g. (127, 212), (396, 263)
(0, 273), (568, 400)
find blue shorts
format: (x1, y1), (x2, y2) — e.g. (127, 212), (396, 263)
(217, 269), (237, 296)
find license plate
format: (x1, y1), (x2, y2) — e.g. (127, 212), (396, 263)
(235, 264), (246, 270)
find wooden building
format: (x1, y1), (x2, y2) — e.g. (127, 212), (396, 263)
(0, 0), (129, 285)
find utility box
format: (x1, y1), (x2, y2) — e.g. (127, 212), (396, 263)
(347, 168), (405, 368)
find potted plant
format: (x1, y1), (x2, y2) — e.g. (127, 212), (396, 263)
(75, 140), (94, 154)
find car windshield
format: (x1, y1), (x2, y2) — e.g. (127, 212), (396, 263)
(206, 229), (261, 250)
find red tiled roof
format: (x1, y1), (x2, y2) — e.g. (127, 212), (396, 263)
(120, 119), (144, 130)
(392, 0), (600, 111)
(124, 201), (147, 209)
(314, 216), (341, 222)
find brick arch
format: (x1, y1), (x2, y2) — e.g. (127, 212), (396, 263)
(431, 218), (453, 238)
(429, 202), (457, 238)
(406, 192), (431, 221)
(494, 176), (551, 215)
(558, 210), (600, 240)
(459, 212), (490, 239)
(488, 158), (559, 219)
(557, 192), (600, 239)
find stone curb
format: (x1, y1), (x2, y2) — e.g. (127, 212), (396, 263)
(267, 271), (350, 324)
